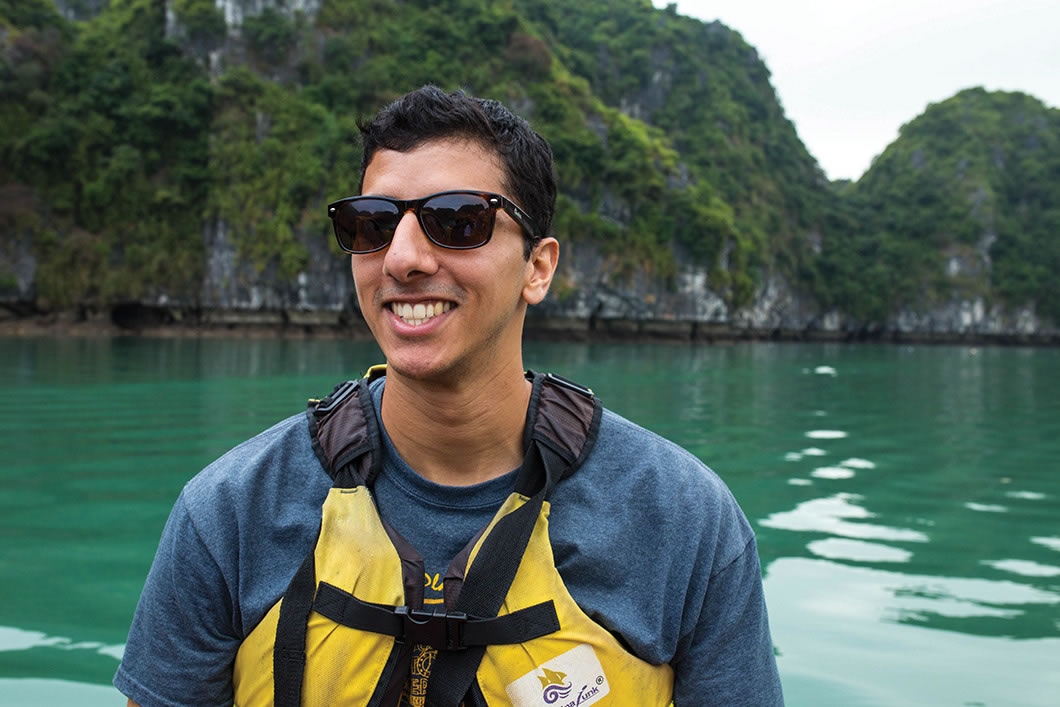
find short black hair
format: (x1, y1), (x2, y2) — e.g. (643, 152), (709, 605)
(358, 85), (556, 258)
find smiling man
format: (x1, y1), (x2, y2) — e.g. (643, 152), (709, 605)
(115, 86), (783, 706)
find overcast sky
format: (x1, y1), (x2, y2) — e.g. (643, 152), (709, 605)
(653, 0), (1060, 181)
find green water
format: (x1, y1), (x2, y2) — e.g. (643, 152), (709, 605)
(2, 337), (1058, 706)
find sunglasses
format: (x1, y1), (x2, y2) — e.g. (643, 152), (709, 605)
(327, 190), (541, 254)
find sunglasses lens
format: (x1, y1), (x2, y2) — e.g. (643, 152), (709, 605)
(420, 193), (494, 248)
(333, 198), (401, 253)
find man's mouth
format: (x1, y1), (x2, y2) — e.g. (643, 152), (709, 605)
(389, 301), (453, 326)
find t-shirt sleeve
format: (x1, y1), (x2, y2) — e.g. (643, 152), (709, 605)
(672, 535), (784, 706)
(113, 491), (239, 707)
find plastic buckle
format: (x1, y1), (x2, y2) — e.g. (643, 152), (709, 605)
(314, 380), (357, 416)
(394, 606), (468, 651)
(544, 372), (593, 397)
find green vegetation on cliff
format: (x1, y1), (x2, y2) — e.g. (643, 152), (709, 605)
(817, 88), (1060, 321)
(3, 0), (211, 305)
(0, 0), (742, 306)
(1, 0), (1057, 324)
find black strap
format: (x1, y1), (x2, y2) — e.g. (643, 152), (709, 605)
(273, 544), (318, 707)
(425, 439), (570, 705)
(313, 581), (559, 650)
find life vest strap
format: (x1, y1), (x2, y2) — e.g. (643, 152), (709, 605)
(307, 378), (383, 486)
(272, 544), (318, 707)
(313, 581), (560, 651)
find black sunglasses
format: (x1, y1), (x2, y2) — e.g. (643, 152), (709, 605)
(327, 190), (541, 254)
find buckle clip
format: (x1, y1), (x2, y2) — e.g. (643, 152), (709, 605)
(394, 606), (468, 651)
(544, 372), (593, 397)
(314, 380), (357, 416)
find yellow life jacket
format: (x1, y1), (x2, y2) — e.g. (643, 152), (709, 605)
(233, 367), (674, 706)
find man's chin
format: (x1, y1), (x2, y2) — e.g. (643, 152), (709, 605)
(384, 355), (469, 387)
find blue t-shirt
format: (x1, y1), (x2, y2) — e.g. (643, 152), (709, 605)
(115, 378), (783, 706)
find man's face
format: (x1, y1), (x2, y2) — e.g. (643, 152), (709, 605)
(352, 138), (551, 385)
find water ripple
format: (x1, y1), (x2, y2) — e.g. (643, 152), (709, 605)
(0, 626), (123, 661)
(1006, 491), (1047, 500)
(982, 559), (1060, 578)
(0, 679), (123, 705)
(811, 466), (857, 480)
(806, 430), (848, 439)
(965, 502), (1008, 513)
(783, 447), (830, 462)
(761, 493), (929, 543)
(1031, 537), (1060, 552)
(808, 538), (913, 563)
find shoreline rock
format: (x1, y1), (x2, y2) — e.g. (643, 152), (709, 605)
(1, 306), (1056, 346)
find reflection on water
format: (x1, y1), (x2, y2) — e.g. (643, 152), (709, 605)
(632, 345), (1060, 706)
(965, 501), (1008, 513)
(806, 538), (913, 563)
(1006, 490), (1047, 500)
(805, 429), (848, 439)
(0, 626), (123, 660)
(761, 494), (930, 543)
(1032, 537), (1060, 552)
(783, 447), (827, 462)
(3, 338), (1060, 705)
(982, 559), (1060, 578)
(0, 627), (125, 706)
(767, 558), (1060, 707)
(810, 466), (856, 479)
(0, 679), (122, 706)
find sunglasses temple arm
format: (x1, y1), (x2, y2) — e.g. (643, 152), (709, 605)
(503, 202), (541, 241)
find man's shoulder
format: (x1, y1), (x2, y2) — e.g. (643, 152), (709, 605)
(568, 405), (755, 563)
(592, 406), (728, 494)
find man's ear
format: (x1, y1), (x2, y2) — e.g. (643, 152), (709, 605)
(523, 237), (559, 305)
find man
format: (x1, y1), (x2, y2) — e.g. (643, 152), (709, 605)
(115, 86), (783, 706)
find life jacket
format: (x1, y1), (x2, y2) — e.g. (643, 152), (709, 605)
(232, 366), (674, 706)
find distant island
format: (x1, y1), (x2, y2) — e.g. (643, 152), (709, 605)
(2, 0), (1057, 343)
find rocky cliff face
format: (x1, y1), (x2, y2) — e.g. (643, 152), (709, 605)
(199, 217), (352, 313)
(530, 238), (1056, 341)
(892, 299), (1047, 338)
(0, 185), (41, 312)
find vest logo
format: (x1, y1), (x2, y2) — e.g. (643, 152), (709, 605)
(506, 644), (610, 707)
(538, 668), (572, 703)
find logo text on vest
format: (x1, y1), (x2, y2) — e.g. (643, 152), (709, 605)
(505, 644), (610, 707)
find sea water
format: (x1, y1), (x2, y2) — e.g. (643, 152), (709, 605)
(1, 337), (1057, 706)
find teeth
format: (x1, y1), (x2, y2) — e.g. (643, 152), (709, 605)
(390, 301), (453, 326)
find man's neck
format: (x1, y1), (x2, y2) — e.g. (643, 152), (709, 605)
(379, 363), (532, 486)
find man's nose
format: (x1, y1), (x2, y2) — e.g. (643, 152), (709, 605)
(381, 210), (440, 281)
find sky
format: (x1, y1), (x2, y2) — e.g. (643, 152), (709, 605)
(653, 0), (1060, 181)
